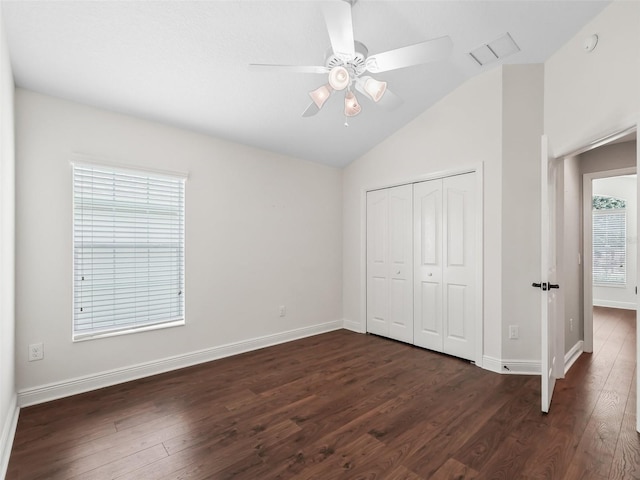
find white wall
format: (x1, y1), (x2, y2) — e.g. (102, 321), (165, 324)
(592, 175), (637, 309)
(581, 141), (637, 175)
(15, 90), (343, 402)
(343, 67), (504, 362)
(501, 64), (544, 362)
(0, 4), (17, 477)
(545, 1), (640, 156)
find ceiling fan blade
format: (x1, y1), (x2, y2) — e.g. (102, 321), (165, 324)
(323, 1), (355, 60)
(249, 64), (329, 74)
(365, 36), (453, 73)
(302, 102), (321, 117)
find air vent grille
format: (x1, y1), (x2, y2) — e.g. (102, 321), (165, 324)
(469, 32), (520, 66)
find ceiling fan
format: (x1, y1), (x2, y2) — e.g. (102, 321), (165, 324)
(250, 0), (453, 123)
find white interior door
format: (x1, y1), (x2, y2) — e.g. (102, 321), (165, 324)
(414, 179), (443, 350)
(442, 173), (476, 361)
(366, 185), (413, 343)
(414, 173), (476, 360)
(541, 134), (559, 413)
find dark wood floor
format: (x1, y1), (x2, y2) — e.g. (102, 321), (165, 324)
(6, 307), (639, 479)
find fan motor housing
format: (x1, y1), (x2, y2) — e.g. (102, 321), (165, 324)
(325, 41), (368, 76)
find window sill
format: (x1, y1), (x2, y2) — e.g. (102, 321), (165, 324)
(73, 319), (185, 342)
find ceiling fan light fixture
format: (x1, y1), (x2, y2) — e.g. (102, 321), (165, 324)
(309, 84), (333, 109)
(344, 91), (361, 117)
(363, 77), (387, 102)
(328, 66), (350, 90)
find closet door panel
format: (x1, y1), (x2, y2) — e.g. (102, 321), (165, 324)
(413, 180), (443, 350)
(366, 189), (389, 337)
(388, 185), (413, 343)
(366, 185), (413, 342)
(442, 173), (476, 361)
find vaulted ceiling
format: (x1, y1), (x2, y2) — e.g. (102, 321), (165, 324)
(2, 1), (610, 167)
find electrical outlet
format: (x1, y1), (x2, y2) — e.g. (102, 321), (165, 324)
(279, 305), (286, 317)
(508, 325), (519, 340)
(28, 343), (44, 362)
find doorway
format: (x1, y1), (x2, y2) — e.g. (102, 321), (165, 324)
(548, 127), (637, 420)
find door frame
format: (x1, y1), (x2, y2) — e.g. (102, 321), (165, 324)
(360, 163), (484, 366)
(582, 166), (637, 353)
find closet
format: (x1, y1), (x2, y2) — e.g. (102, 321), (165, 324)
(366, 172), (477, 361)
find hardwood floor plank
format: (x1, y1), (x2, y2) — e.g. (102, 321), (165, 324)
(430, 457), (479, 480)
(68, 444), (168, 480)
(609, 411), (640, 480)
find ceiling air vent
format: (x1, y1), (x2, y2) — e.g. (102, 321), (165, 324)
(468, 32), (520, 66)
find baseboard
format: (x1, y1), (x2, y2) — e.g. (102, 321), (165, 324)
(593, 299), (637, 310)
(482, 355), (502, 374)
(564, 340), (584, 375)
(343, 318), (364, 333)
(17, 320), (342, 408)
(1, 394), (19, 479)
(482, 355), (541, 375)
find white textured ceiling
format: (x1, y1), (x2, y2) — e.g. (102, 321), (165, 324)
(2, 0), (610, 167)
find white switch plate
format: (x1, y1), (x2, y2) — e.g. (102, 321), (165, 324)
(29, 342), (44, 361)
(508, 325), (519, 340)
(279, 305), (286, 317)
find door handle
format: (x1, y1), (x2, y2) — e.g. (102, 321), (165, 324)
(548, 283), (559, 289)
(532, 282), (541, 288)
(532, 282), (548, 291)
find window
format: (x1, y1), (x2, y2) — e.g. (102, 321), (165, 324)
(592, 195), (626, 286)
(73, 162), (185, 340)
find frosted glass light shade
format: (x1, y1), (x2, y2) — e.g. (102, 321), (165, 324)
(344, 91), (361, 117)
(328, 66), (350, 90)
(364, 77), (387, 102)
(309, 84), (333, 109)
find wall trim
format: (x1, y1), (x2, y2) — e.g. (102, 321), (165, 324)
(17, 320), (342, 408)
(483, 355), (541, 375)
(482, 355), (502, 374)
(593, 299), (637, 311)
(1, 394), (19, 479)
(565, 340), (584, 375)
(343, 318), (364, 333)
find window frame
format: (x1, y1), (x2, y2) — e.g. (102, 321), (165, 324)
(71, 160), (187, 342)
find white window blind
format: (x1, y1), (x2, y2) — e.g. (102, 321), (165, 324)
(73, 163), (185, 340)
(592, 209), (626, 286)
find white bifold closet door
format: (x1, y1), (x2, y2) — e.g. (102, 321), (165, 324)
(366, 185), (413, 343)
(414, 173), (476, 361)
